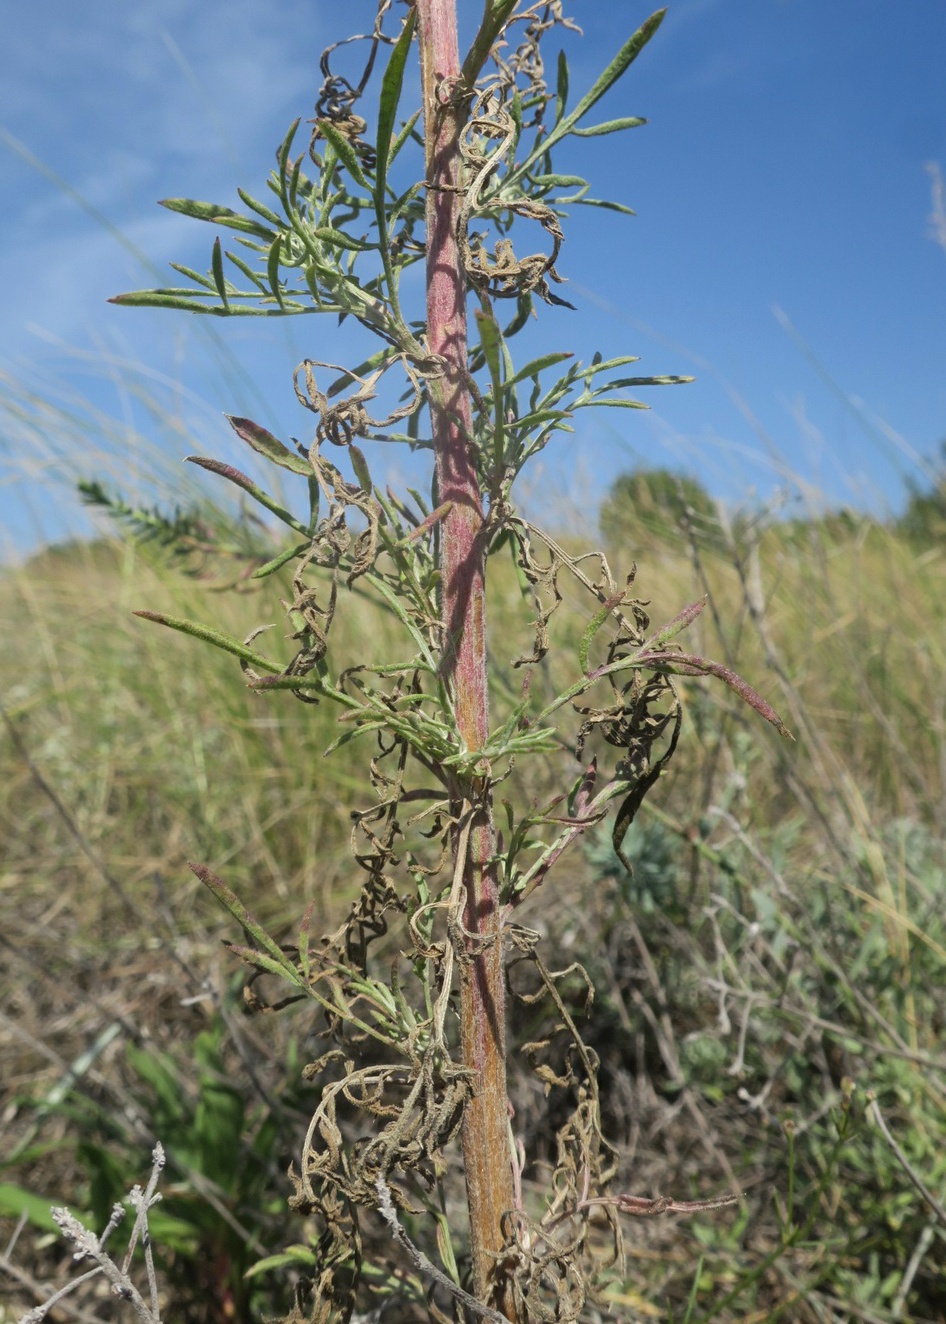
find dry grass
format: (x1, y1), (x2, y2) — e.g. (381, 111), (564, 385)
(1, 495), (945, 1321)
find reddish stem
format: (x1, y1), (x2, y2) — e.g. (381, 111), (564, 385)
(414, 0), (516, 1314)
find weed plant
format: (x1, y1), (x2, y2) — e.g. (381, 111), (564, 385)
(2, 2), (945, 1322)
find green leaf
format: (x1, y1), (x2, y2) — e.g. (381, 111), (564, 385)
(132, 611), (281, 671)
(109, 289), (315, 316)
(287, 153), (304, 210)
(376, 7), (416, 201)
(168, 262), (216, 291)
(506, 352), (573, 389)
(251, 540), (311, 579)
(475, 307), (506, 468)
(527, 173), (587, 189)
(579, 595), (625, 674)
(0, 1183), (65, 1233)
(572, 116), (647, 137)
(267, 235), (285, 308)
(125, 1045), (185, 1121)
(460, 0), (518, 87)
(599, 374), (693, 388)
(245, 1246), (318, 1279)
(349, 444), (372, 493)
(581, 353), (641, 375)
(159, 196), (276, 241)
(514, 10), (666, 179)
(227, 415), (311, 475)
(223, 250), (267, 292)
(236, 186), (283, 226)
(573, 398), (649, 410)
(317, 119), (371, 191)
(227, 940), (308, 985)
(186, 456), (310, 533)
(276, 118), (301, 181)
(211, 237), (229, 309)
(190, 862), (302, 973)
(388, 109), (421, 169)
(555, 48), (569, 125)
(563, 197), (636, 215)
(311, 226), (375, 252)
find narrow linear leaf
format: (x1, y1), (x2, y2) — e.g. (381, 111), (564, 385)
(516, 10), (666, 174)
(388, 109), (422, 169)
(506, 352), (573, 389)
(224, 250), (267, 292)
(376, 7), (417, 198)
(190, 863), (296, 969)
(640, 650), (793, 738)
(475, 307), (506, 465)
(245, 1248), (318, 1280)
(572, 116), (647, 137)
(211, 237), (229, 309)
(555, 48), (569, 125)
(109, 290), (315, 316)
(224, 945), (307, 988)
(186, 455), (310, 533)
(579, 593), (628, 674)
(598, 375), (693, 387)
(460, 0), (518, 87)
(168, 262), (216, 291)
(133, 611), (280, 671)
(475, 307), (505, 393)
(566, 198), (636, 215)
(227, 414), (311, 475)
(275, 117), (303, 209)
(527, 173), (588, 189)
(251, 540), (311, 579)
(349, 444), (373, 493)
(640, 598), (707, 651)
(573, 398), (649, 410)
(267, 236), (285, 309)
(311, 227), (376, 252)
(582, 353), (641, 374)
(317, 119), (371, 191)
(236, 187), (283, 226)
(287, 152), (304, 209)
(159, 197), (276, 241)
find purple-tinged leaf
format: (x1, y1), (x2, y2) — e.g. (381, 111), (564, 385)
(186, 455), (309, 533)
(227, 415), (311, 475)
(639, 650), (792, 738)
(640, 598), (706, 652)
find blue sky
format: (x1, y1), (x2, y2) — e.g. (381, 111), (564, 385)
(1, 0), (945, 554)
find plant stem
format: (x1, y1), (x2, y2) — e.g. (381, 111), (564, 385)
(414, 0), (516, 1313)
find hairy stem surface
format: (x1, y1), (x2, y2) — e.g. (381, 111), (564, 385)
(414, 0), (516, 1313)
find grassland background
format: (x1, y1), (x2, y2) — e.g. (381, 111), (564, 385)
(1, 427), (945, 1322)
